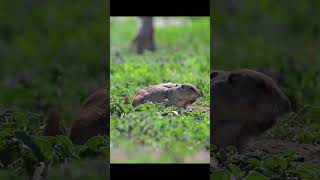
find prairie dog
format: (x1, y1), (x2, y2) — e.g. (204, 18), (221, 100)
(211, 69), (291, 150)
(44, 87), (108, 145)
(70, 87), (108, 145)
(132, 83), (201, 108)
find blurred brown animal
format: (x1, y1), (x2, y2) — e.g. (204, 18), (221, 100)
(211, 69), (291, 150)
(44, 87), (108, 145)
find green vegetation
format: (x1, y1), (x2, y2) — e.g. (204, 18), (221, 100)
(110, 17), (210, 163)
(0, 1), (108, 179)
(211, 1), (320, 179)
(211, 143), (320, 180)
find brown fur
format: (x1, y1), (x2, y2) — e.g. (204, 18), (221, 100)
(44, 108), (62, 136)
(44, 87), (108, 145)
(132, 83), (201, 108)
(211, 69), (291, 150)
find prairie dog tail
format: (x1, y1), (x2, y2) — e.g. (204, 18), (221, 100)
(43, 107), (62, 136)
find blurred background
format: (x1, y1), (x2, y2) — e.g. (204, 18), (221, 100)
(0, 0), (107, 124)
(213, 0), (320, 110)
(0, 1), (108, 179)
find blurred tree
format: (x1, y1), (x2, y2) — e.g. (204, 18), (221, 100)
(133, 17), (156, 54)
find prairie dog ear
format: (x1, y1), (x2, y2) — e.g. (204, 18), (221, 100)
(181, 84), (194, 89)
(181, 84), (187, 89)
(211, 70), (228, 79)
(210, 71), (219, 79)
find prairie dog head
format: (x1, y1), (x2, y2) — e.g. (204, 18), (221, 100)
(171, 83), (201, 105)
(211, 69), (291, 149)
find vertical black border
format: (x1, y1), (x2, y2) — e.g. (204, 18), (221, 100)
(107, 0), (111, 178)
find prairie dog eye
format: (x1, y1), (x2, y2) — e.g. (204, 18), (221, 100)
(211, 71), (219, 79)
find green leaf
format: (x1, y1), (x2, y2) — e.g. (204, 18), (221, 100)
(0, 132), (11, 141)
(12, 111), (29, 127)
(228, 163), (242, 177)
(275, 156), (288, 170)
(263, 156), (276, 169)
(246, 171), (268, 180)
(33, 137), (56, 160)
(14, 130), (45, 161)
(210, 144), (218, 152)
(225, 145), (238, 153)
(304, 106), (320, 122)
(0, 170), (24, 180)
(296, 169), (315, 179)
(38, 136), (59, 144)
(98, 146), (110, 158)
(57, 135), (77, 154)
(211, 169), (231, 180)
(281, 149), (296, 158)
(84, 136), (108, 150)
(247, 158), (261, 167)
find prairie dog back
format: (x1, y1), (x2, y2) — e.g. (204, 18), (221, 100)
(132, 83), (201, 108)
(70, 87), (108, 145)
